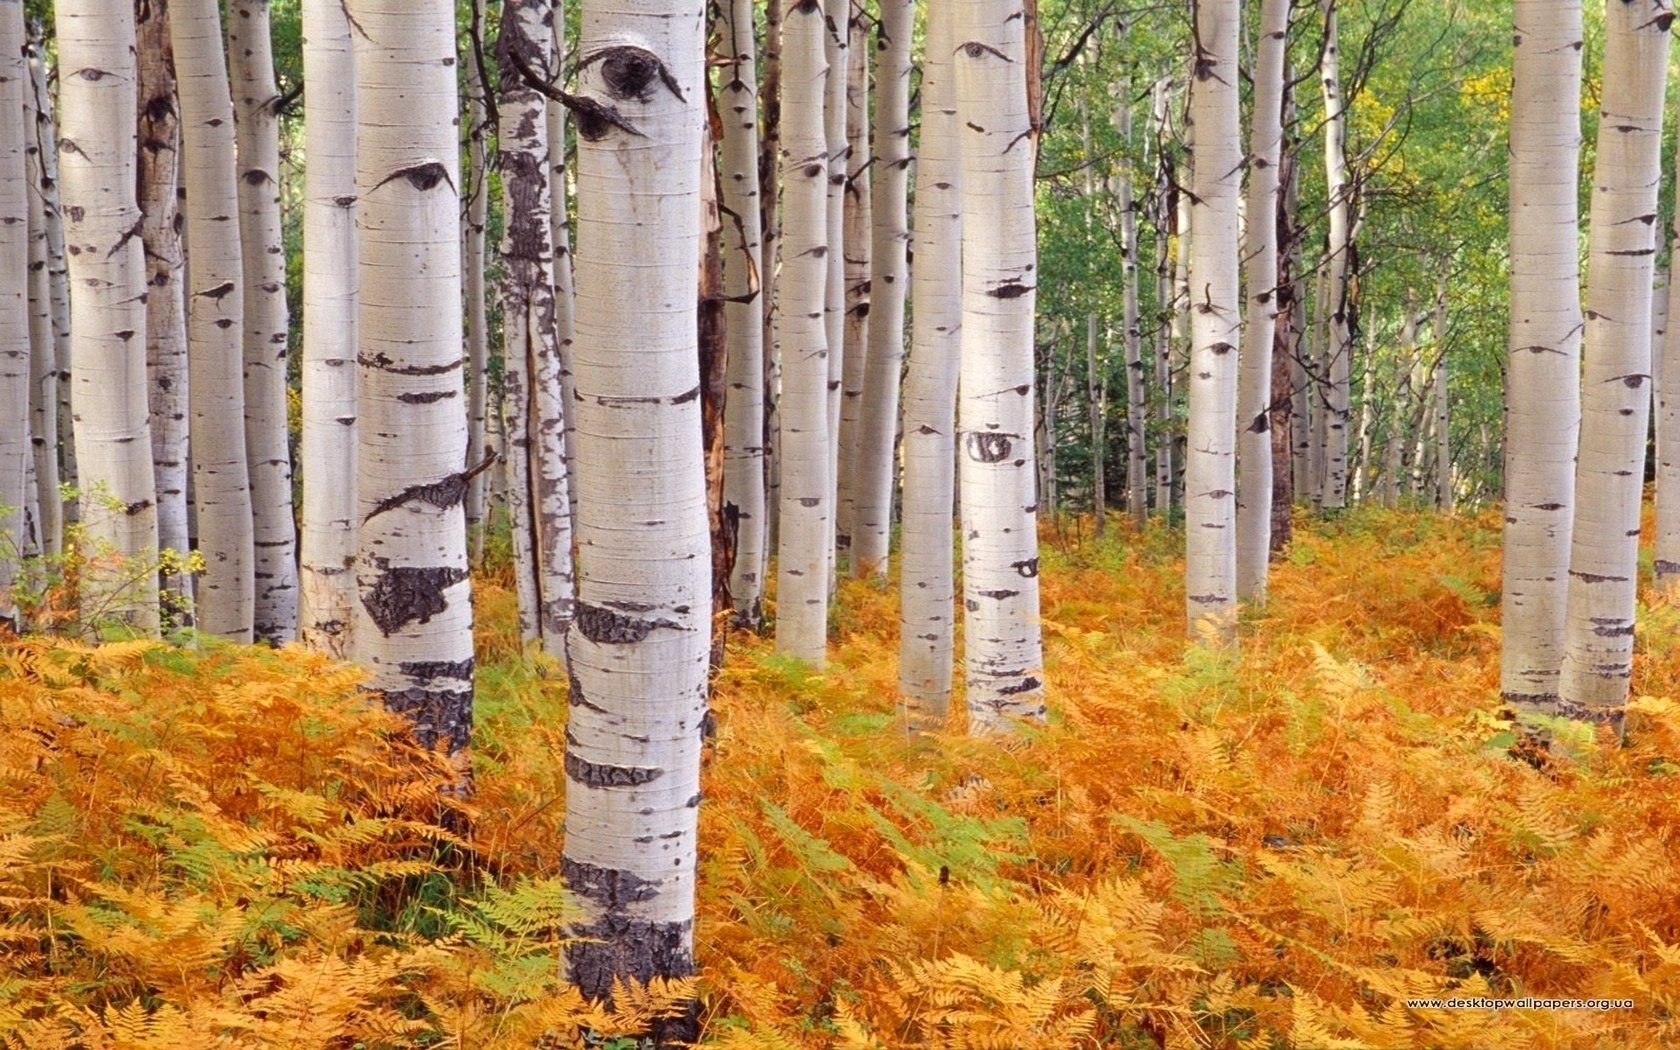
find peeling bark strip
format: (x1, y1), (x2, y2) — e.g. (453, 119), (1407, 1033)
(955, 0), (1045, 732)
(562, 0), (708, 1027)
(1558, 0), (1670, 731)
(349, 0), (474, 759)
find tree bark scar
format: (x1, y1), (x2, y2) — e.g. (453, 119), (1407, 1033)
(399, 658), (475, 681)
(371, 160), (456, 196)
(377, 683), (473, 754)
(362, 565), (469, 635)
(966, 432), (1013, 462)
(565, 750), (666, 787)
(575, 600), (682, 644)
(363, 455), (495, 523)
(358, 350), (463, 376)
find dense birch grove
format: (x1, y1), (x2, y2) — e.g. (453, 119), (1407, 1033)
(10, 0), (1680, 1039)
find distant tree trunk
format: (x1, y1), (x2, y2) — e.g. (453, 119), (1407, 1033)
(561, 0), (708, 1021)
(1318, 0), (1352, 509)
(898, 0), (958, 721)
(25, 81), (60, 563)
(464, 0), (491, 562)
(0, 0), (26, 622)
(1431, 277), (1452, 513)
(1170, 82), (1192, 510)
(1115, 80), (1147, 526)
(834, 15), (870, 566)
(171, 0), (254, 640)
(1558, 0), (1669, 732)
(720, 0), (766, 624)
(956, 0), (1046, 729)
(1149, 76), (1175, 517)
(1079, 93), (1106, 538)
(229, 0), (298, 643)
(136, 0), (190, 614)
(1235, 0), (1289, 601)
(58, 0), (161, 631)
(1269, 85), (1299, 551)
(852, 0), (912, 577)
(1183, 0), (1241, 645)
(299, 0), (358, 657)
(822, 0), (848, 578)
(775, 0), (833, 666)
(1658, 242), (1680, 590)
(26, 42), (74, 515)
(349, 0), (474, 757)
(1309, 262), (1329, 507)
(1382, 302), (1417, 509)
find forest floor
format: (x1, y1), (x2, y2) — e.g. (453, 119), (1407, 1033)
(2, 507), (1678, 1048)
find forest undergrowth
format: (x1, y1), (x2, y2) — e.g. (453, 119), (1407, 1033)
(2, 507), (1678, 1048)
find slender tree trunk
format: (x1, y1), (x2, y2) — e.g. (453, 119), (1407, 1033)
(1431, 276), (1452, 513)
(1290, 258), (1313, 503)
(561, 0), (708, 1023)
(1236, 0), (1289, 601)
(956, 0), (1046, 729)
(171, 0), (254, 640)
(1658, 238), (1680, 588)
(852, 0), (912, 577)
(821, 0), (848, 578)
(58, 0), (161, 631)
(547, 6), (579, 526)
(1269, 87), (1299, 551)
(498, 0), (575, 660)
(26, 43), (74, 513)
(1171, 87), (1192, 510)
(464, 0), (491, 562)
(1183, 0), (1241, 644)
(228, 0), (296, 643)
(1115, 80), (1146, 526)
(25, 85), (59, 564)
(1558, 0), (1669, 732)
(299, 0), (358, 657)
(898, 0), (958, 721)
(759, 0), (782, 555)
(1309, 263), (1329, 507)
(136, 0), (191, 614)
(1150, 76), (1174, 517)
(0, 0), (26, 621)
(834, 17), (870, 565)
(349, 0), (474, 757)
(720, 0), (766, 623)
(1080, 94), (1106, 538)
(699, 112), (731, 626)
(1318, 0), (1352, 509)
(775, 0), (832, 666)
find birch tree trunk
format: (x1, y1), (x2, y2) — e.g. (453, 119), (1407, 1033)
(228, 0), (297, 643)
(561, 0), (708, 1019)
(1557, 0), (1670, 732)
(1080, 94), (1105, 538)
(852, 0), (913, 577)
(1318, 0), (1352, 509)
(899, 0), (959, 720)
(171, 0), (254, 640)
(822, 0), (848, 577)
(25, 90), (59, 563)
(956, 0), (1045, 729)
(58, 0), (160, 630)
(1658, 238), (1680, 589)
(1431, 278), (1452, 513)
(1502, 0), (1584, 715)
(774, 0), (832, 666)
(547, 7), (579, 525)
(299, 0), (358, 657)
(464, 0), (491, 560)
(720, 0), (767, 623)
(1235, 0), (1289, 602)
(349, 0), (474, 758)
(136, 0), (190, 614)
(498, 0), (575, 660)
(27, 43), (74, 513)
(1150, 76), (1174, 517)
(834, 19), (870, 564)
(1270, 94), (1299, 549)
(0, 0), (26, 621)
(1183, 0), (1241, 644)
(1115, 80), (1146, 526)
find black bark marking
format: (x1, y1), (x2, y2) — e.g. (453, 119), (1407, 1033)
(977, 588), (1019, 600)
(362, 565), (469, 635)
(967, 432), (1012, 462)
(358, 351), (463, 376)
(363, 455), (495, 524)
(398, 658), (475, 681)
(372, 161), (455, 196)
(397, 389), (458, 404)
(999, 675), (1042, 695)
(565, 751), (666, 787)
(575, 601), (681, 644)
(987, 278), (1033, 299)
(1011, 557), (1039, 578)
(378, 682), (473, 755)
(561, 856), (697, 1034)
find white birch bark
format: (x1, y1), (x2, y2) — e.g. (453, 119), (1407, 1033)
(561, 0), (709, 1012)
(821, 0), (848, 577)
(1502, 0), (1583, 713)
(171, 0), (254, 640)
(1149, 76), (1174, 517)
(299, 0), (358, 657)
(546, 5), (579, 525)
(498, 0), (575, 659)
(1115, 80), (1146, 525)
(834, 17), (870, 565)
(26, 44), (74, 512)
(852, 0), (913, 577)
(25, 95), (59, 563)
(1235, 0), (1289, 602)
(136, 0), (190, 614)
(0, 0), (27, 619)
(1080, 93), (1105, 538)
(1658, 241), (1680, 589)
(464, 0), (490, 558)
(955, 0), (1045, 729)
(348, 0), (474, 757)
(1318, 0), (1352, 509)
(720, 0), (767, 622)
(1557, 0), (1670, 730)
(774, 0), (832, 666)
(898, 0), (959, 719)
(228, 0), (296, 643)
(57, 0), (160, 630)
(1183, 0), (1241, 644)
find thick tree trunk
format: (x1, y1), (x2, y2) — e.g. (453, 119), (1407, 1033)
(1115, 81), (1146, 526)
(136, 0), (191, 615)
(0, 0), (26, 624)
(774, 0), (832, 666)
(834, 17), (870, 565)
(171, 0), (254, 640)
(464, 0), (491, 561)
(1235, 0), (1289, 602)
(299, 0), (358, 657)
(852, 0), (913, 577)
(1501, 5), (1585, 711)
(1318, 0), (1352, 509)
(229, 0), (297, 643)
(561, 0), (708, 1024)
(1183, 0), (1241, 645)
(898, 0), (959, 721)
(498, 0), (575, 660)
(955, 0), (1046, 729)
(1558, 0), (1669, 732)
(58, 0), (160, 631)
(349, 0), (474, 757)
